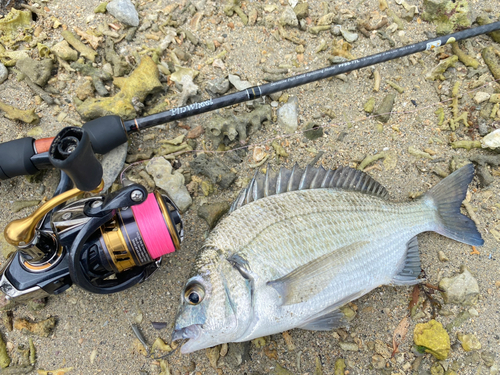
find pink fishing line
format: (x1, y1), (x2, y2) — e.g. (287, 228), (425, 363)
(131, 193), (175, 259)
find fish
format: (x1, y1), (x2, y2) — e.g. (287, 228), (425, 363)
(172, 164), (483, 353)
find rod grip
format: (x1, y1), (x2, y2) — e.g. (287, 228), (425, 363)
(82, 115), (128, 154)
(0, 137), (38, 180)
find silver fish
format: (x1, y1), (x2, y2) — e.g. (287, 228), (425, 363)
(173, 164), (483, 353)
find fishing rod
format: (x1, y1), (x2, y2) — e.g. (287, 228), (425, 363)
(1, 21), (500, 181)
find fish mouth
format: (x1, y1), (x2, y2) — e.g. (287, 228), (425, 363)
(172, 324), (202, 353)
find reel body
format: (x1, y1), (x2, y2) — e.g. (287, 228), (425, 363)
(0, 182), (183, 305)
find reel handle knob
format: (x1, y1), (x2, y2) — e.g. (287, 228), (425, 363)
(49, 127), (103, 191)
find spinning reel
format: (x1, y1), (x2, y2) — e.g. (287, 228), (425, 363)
(0, 126), (183, 306)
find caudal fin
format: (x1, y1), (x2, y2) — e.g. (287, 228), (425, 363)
(424, 164), (484, 246)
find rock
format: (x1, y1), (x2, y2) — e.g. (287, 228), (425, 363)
(334, 358), (345, 375)
(373, 94), (396, 123)
(331, 25), (342, 36)
(75, 79), (94, 101)
(439, 267), (479, 305)
(413, 320), (451, 360)
(146, 157), (192, 212)
(474, 92), (491, 104)
(274, 363), (294, 375)
(372, 354), (386, 369)
(206, 346), (220, 368)
(294, 3), (309, 19)
(491, 364), (499, 375)
(0, 63), (7, 84)
(438, 250), (449, 262)
(364, 97), (376, 113)
(279, 6), (298, 27)
(481, 129), (500, 149)
(430, 363), (444, 375)
(303, 122), (323, 141)
(457, 333), (481, 351)
(317, 13), (336, 26)
(339, 341), (358, 351)
(16, 58), (53, 87)
(177, 75), (199, 106)
(340, 29), (358, 43)
(374, 340), (392, 359)
(51, 41), (78, 61)
(0, 101), (40, 125)
(0, 331), (10, 368)
(481, 351), (496, 367)
(206, 77), (230, 96)
(106, 0), (140, 27)
(76, 56), (162, 120)
(190, 154), (237, 189)
(224, 342), (251, 368)
(11, 200), (40, 213)
(101, 143), (128, 192)
(421, 0), (471, 35)
(278, 96), (299, 133)
(198, 202), (230, 229)
(0, 9), (32, 41)
(204, 104), (271, 149)
(228, 74), (252, 90)
(13, 317), (56, 337)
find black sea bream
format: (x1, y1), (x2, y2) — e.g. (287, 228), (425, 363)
(173, 164), (483, 353)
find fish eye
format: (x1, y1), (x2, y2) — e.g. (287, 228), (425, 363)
(184, 283), (205, 305)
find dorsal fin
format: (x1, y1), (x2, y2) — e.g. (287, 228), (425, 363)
(229, 165), (389, 213)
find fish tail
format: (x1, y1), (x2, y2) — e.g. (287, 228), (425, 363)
(425, 164), (484, 246)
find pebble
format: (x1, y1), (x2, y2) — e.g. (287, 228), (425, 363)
(481, 129), (500, 149)
(438, 250), (449, 262)
(107, 0), (140, 27)
(439, 266), (479, 305)
(474, 91), (491, 104)
(280, 6), (298, 27)
(481, 351), (496, 367)
(374, 340), (391, 359)
(277, 96), (298, 133)
(303, 122), (323, 141)
(228, 74), (252, 90)
(16, 58), (53, 87)
(146, 157), (192, 212)
(457, 333), (481, 351)
(372, 354), (386, 369)
(468, 307), (479, 316)
(340, 28), (358, 43)
(0, 63), (8, 84)
(331, 25), (342, 36)
(413, 320), (450, 360)
(206, 77), (230, 95)
(339, 341), (358, 351)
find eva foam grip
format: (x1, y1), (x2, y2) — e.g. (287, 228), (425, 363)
(0, 137), (37, 180)
(82, 115), (128, 155)
(49, 127), (103, 191)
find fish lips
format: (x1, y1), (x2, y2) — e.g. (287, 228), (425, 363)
(172, 324), (203, 353)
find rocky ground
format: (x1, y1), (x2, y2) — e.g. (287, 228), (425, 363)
(1, 0), (500, 374)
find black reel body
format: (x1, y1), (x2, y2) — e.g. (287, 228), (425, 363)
(0, 184), (183, 304)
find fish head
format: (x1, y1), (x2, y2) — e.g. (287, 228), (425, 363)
(173, 254), (254, 353)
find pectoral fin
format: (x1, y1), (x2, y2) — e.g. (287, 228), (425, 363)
(267, 241), (369, 306)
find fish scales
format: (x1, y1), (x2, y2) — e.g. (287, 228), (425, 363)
(174, 165), (483, 353)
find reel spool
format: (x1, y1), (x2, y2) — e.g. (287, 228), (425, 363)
(98, 192), (181, 274)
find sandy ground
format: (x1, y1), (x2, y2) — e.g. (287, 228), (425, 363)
(1, 0), (500, 374)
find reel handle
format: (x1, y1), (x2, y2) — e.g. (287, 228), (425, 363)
(0, 115), (128, 180)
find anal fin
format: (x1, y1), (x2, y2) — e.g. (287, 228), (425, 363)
(391, 236), (422, 286)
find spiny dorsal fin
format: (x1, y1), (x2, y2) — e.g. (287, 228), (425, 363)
(229, 165), (389, 213)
